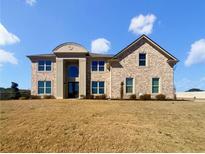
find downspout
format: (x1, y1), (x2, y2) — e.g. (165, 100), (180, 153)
(110, 64), (112, 99)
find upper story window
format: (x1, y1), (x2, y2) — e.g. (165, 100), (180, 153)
(126, 78), (133, 93)
(92, 61), (105, 71)
(152, 78), (159, 93)
(92, 61), (98, 71)
(38, 81), (51, 94)
(68, 66), (79, 77)
(92, 81), (105, 94)
(38, 60), (51, 71)
(98, 61), (105, 71)
(139, 53), (146, 66)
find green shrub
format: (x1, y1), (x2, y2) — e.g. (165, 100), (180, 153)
(156, 94), (166, 100)
(0, 88), (20, 100)
(94, 94), (106, 99)
(0, 83), (29, 100)
(140, 94), (151, 100)
(101, 94), (106, 99)
(129, 94), (136, 100)
(80, 95), (86, 99)
(30, 95), (41, 99)
(86, 95), (94, 99)
(19, 96), (28, 100)
(19, 90), (31, 99)
(42, 95), (54, 99)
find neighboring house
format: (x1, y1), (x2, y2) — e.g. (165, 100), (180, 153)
(176, 92), (205, 100)
(27, 35), (179, 99)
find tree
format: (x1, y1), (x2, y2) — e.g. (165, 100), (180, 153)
(10, 82), (20, 99)
(186, 88), (204, 92)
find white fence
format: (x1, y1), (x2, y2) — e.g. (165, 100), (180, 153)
(176, 92), (205, 100)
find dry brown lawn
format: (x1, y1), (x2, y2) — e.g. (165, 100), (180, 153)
(0, 99), (205, 152)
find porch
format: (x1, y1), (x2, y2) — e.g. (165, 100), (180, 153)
(56, 58), (86, 99)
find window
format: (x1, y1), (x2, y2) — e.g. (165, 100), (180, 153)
(92, 61), (105, 71)
(139, 53), (146, 66)
(68, 66), (79, 77)
(152, 78), (159, 93)
(38, 61), (44, 71)
(92, 81), (98, 94)
(38, 81), (51, 94)
(45, 61), (51, 71)
(38, 60), (52, 71)
(126, 78), (133, 93)
(38, 81), (44, 94)
(92, 81), (105, 94)
(99, 61), (105, 71)
(92, 61), (98, 71)
(45, 81), (51, 94)
(99, 81), (104, 94)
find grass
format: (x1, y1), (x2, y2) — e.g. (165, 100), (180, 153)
(0, 99), (205, 152)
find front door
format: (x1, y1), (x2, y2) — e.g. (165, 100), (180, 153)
(68, 82), (79, 98)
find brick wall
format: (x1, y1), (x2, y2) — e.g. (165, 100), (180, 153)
(110, 40), (175, 99)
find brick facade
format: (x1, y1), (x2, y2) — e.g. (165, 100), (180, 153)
(28, 35), (178, 99)
(31, 58), (57, 96)
(110, 39), (175, 99)
(86, 57), (111, 97)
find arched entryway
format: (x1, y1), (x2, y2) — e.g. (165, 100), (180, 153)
(67, 65), (79, 98)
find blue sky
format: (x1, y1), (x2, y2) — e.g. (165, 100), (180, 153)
(0, 0), (205, 91)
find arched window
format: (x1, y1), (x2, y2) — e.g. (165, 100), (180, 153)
(68, 66), (79, 77)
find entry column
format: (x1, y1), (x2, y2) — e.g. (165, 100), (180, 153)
(79, 58), (86, 98)
(56, 58), (64, 99)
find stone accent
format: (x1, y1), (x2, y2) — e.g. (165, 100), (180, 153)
(110, 39), (175, 99)
(56, 58), (63, 98)
(79, 58), (86, 97)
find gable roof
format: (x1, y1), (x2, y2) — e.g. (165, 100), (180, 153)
(27, 53), (113, 59)
(27, 35), (178, 63)
(89, 53), (113, 58)
(113, 34), (179, 62)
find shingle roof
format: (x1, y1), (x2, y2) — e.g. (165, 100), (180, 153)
(88, 53), (113, 58)
(27, 53), (113, 58)
(27, 35), (178, 63)
(27, 54), (56, 58)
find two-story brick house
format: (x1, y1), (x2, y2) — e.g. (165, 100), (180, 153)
(27, 35), (178, 99)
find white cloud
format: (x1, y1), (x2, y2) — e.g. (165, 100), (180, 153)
(91, 38), (111, 53)
(185, 39), (205, 66)
(0, 49), (18, 67)
(25, 0), (36, 6)
(0, 23), (20, 46)
(128, 14), (157, 35)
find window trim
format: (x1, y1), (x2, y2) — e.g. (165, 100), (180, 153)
(91, 60), (105, 72)
(152, 78), (160, 94)
(91, 81), (98, 94)
(125, 77), (135, 94)
(98, 81), (105, 94)
(98, 61), (105, 71)
(38, 81), (45, 94)
(91, 61), (98, 72)
(138, 53), (147, 67)
(38, 60), (52, 72)
(91, 81), (105, 94)
(38, 81), (52, 95)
